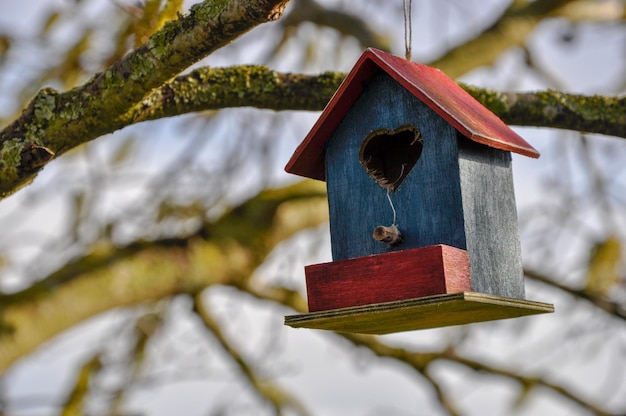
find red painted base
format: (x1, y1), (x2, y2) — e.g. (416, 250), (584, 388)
(305, 245), (471, 312)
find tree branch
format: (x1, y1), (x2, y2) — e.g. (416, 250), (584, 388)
(130, 66), (345, 122)
(237, 282), (618, 415)
(0, 181), (327, 371)
(278, 0), (389, 50)
(460, 84), (626, 139)
(193, 292), (310, 415)
(428, 0), (576, 78)
(450, 351), (613, 416)
(59, 353), (103, 416)
(138, 66), (626, 139)
(525, 269), (626, 321)
(0, 0), (290, 197)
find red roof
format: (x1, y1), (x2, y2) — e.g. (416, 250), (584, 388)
(285, 48), (539, 181)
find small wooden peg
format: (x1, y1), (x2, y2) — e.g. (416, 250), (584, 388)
(373, 224), (402, 246)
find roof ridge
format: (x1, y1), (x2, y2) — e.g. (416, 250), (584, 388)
(286, 48), (539, 181)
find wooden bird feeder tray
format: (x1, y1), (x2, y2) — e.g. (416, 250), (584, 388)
(285, 292), (554, 335)
(284, 245), (553, 334)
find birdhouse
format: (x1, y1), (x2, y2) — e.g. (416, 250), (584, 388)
(284, 48), (553, 334)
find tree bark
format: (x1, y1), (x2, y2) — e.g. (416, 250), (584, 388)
(137, 66), (626, 139)
(0, 0), (289, 197)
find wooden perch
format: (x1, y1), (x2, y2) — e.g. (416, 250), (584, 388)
(373, 225), (403, 246)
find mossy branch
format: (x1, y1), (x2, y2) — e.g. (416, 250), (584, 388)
(136, 66), (626, 139)
(0, 0), (289, 197)
(460, 84), (626, 139)
(129, 66), (346, 121)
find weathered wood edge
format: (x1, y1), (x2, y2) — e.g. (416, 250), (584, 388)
(284, 292), (554, 334)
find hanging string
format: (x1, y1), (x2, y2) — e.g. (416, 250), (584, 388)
(386, 189), (397, 226)
(403, 0), (413, 61)
(386, 163), (405, 226)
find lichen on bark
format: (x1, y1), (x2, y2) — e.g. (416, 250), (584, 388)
(126, 66), (345, 123)
(460, 84), (626, 138)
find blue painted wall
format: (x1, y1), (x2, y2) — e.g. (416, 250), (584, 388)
(325, 73), (466, 261)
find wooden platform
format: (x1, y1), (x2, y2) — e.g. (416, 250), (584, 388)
(284, 292), (554, 335)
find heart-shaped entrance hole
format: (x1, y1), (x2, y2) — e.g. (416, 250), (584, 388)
(359, 126), (423, 192)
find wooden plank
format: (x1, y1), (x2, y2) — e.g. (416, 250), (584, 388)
(458, 137), (525, 298)
(285, 292), (554, 335)
(306, 245), (471, 312)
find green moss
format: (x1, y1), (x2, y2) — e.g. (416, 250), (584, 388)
(34, 97), (54, 119)
(534, 90), (623, 122)
(0, 139), (23, 168)
(146, 18), (180, 61)
(32, 88), (58, 120)
(0, 138), (41, 196)
(129, 53), (157, 81)
(59, 99), (84, 121)
(22, 122), (48, 147)
(190, 0), (231, 21)
(571, 94), (626, 121)
(460, 83), (510, 116)
(102, 70), (124, 89)
(147, 38), (168, 61)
